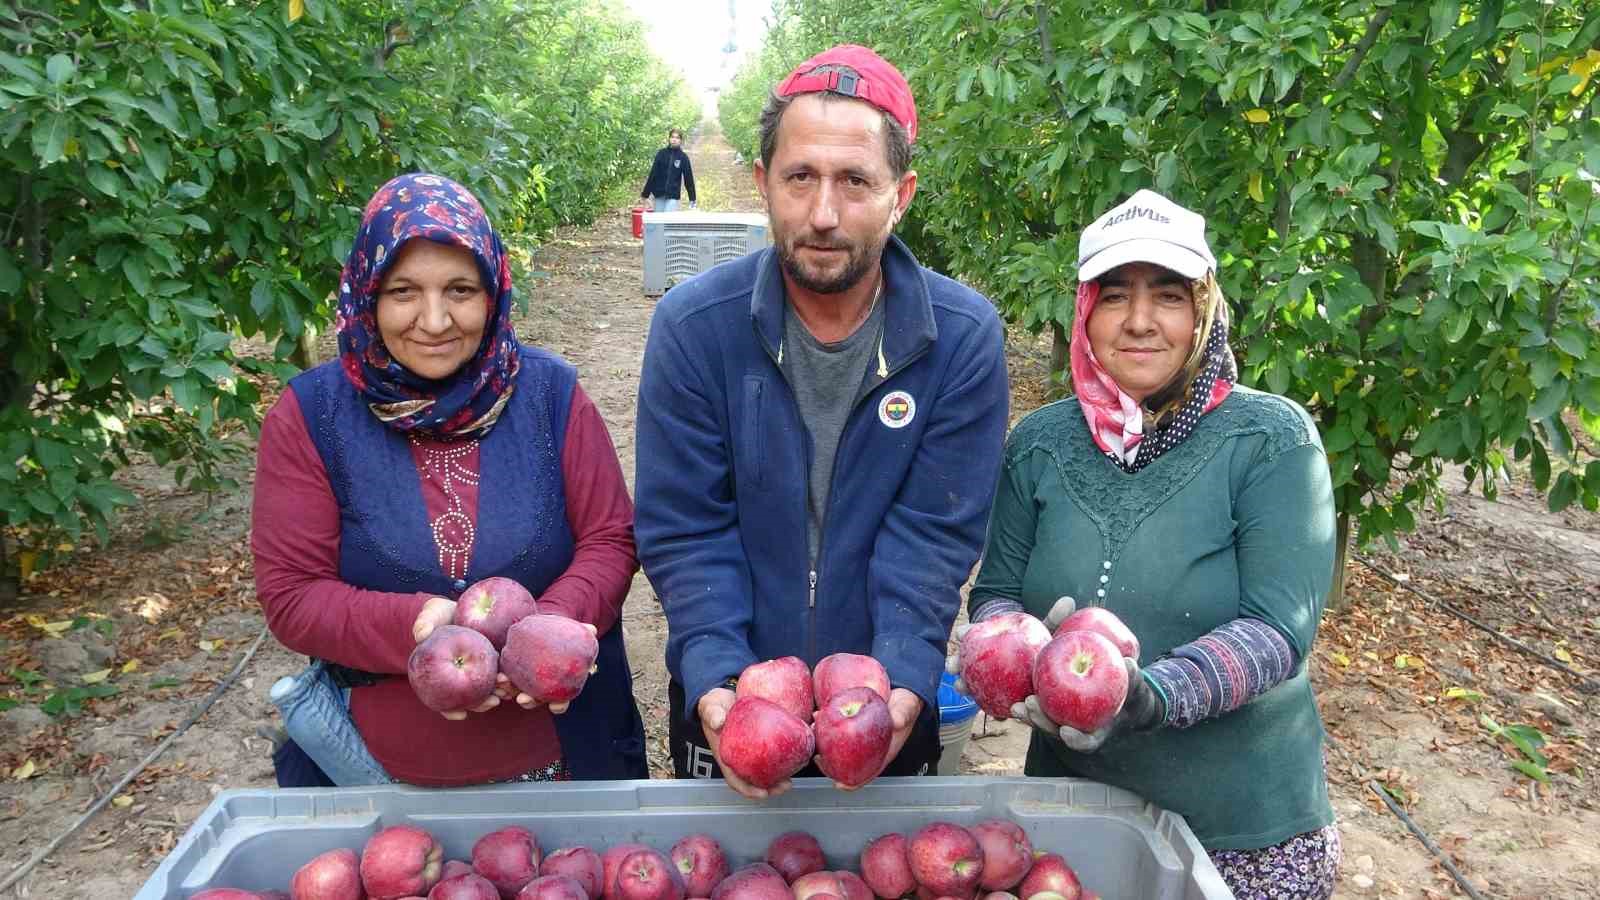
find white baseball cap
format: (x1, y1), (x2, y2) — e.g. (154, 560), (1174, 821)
(1077, 189), (1217, 283)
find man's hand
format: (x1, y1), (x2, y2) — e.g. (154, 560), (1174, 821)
(698, 687), (787, 801)
(1011, 657), (1162, 752)
(411, 596), (456, 643)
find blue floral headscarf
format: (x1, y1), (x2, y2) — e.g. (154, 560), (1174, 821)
(336, 173), (521, 437)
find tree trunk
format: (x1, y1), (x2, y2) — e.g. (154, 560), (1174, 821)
(289, 324), (319, 370)
(1327, 511), (1353, 612)
(0, 532), (15, 606)
(1048, 321), (1070, 400)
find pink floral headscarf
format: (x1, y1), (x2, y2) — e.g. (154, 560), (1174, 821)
(1070, 273), (1236, 472)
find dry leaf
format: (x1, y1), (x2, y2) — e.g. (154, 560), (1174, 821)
(1331, 651), (1352, 667)
(1553, 647), (1573, 663)
(121, 659), (141, 674)
(197, 640), (216, 653)
(26, 615), (74, 636)
(11, 761), (35, 781)
(82, 668), (112, 684)
(112, 795), (133, 808)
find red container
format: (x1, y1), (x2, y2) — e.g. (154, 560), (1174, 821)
(631, 206), (646, 239)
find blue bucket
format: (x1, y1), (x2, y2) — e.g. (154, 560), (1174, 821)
(936, 672), (979, 775)
(938, 671), (979, 725)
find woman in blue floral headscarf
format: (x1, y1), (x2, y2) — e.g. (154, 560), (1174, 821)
(251, 173), (648, 787)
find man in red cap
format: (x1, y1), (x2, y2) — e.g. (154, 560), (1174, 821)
(636, 45), (1010, 799)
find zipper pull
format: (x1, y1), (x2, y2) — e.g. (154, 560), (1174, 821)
(808, 570), (818, 608)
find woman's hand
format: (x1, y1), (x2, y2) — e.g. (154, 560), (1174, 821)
(1012, 656), (1162, 752)
(411, 596), (457, 643)
(945, 596), (1077, 697)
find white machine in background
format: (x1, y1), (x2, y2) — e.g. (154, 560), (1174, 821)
(642, 211), (770, 296)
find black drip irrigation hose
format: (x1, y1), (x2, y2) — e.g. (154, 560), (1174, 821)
(1366, 781), (1489, 900)
(0, 625), (271, 894)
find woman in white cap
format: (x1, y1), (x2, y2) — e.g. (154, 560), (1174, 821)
(952, 190), (1341, 897)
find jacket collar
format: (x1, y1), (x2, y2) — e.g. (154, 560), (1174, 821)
(751, 235), (938, 368)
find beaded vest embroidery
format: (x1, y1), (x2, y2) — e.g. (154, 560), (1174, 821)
(409, 435), (480, 581)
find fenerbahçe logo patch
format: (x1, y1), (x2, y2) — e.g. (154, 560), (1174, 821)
(878, 390), (916, 429)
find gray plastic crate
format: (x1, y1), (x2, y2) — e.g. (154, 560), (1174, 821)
(642, 211), (769, 296)
(133, 777), (1232, 900)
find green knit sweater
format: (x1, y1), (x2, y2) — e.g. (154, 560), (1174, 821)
(970, 386), (1336, 850)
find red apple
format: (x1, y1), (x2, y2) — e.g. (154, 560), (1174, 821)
(915, 888), (973, 900)
(501, 614), (600, 704)
(362, 825), (444, 899)
(763, 831), (825, 884)
(616, 848), (686, 900)
(1014, 854), (1079, 900)
(430, 873), (502, 900)
(603, 843), (655, 900)
(737, 657), (814, 721)
(670, 834), (730, 898)
(1053, 607), (1139, 661)
(407, 624), (499, 712)
(473, 826), (541, 899)
(453, 576), (539, 649)
(517, 875), (591, 900)
(443, 861), (476, 882)
(710, 864), (791, 900)
(542, 846), (605, 898)
(292, 847), (363, 900)
(813, 686), (892, 788)
(859, 833), (916, 899)
(982, 894), (1019, 900)
(791, 871), (871, 900)
(811, 653), (890, 704)
(719, 697), (814, 789)
(968, 821), (1032, 892)
(958, 614), (1052, 718)
(907, 823), (983, 898)
(1031, 631), (1128, 733)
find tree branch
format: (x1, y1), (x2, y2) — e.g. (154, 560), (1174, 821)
(1331, 8), (1393, 91)
(1034, 1), (1071, 121)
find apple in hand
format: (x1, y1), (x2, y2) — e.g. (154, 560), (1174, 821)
(764, 831), (825, 884)
(453, 576), (538, 649)
(968, 820), (1032, 892)
(811, 653), (890, 704)
(719, 697), (814, 789)
(736, 657), (814, 721)
(289, 847), (363, 900)
(1015, 854), (1080, 900)
(709, 864), (790, 900)
(671, 834), (731, 898)
(361, 825), (444, 899)
(501, 614), (600, 704)
(408, 625), (499, 713)
(813, 686), (892, 788)
(616, 848), (686, 900)
(959, 613), (1052, 718)
(542, 846), (605, 898)
(907, 823), (984, 899)
(1052, 607), (1139, 661)
(1031, 631), (1129, 733)
(859, 833), (916, 900)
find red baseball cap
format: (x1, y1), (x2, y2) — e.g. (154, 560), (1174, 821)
(775, 44), (918, 143)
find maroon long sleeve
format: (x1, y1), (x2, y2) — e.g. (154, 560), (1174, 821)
(251, 381), (638, 785)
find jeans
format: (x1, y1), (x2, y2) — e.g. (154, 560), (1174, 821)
(651, 196), (680, 212)
(269, 659), (393, 786)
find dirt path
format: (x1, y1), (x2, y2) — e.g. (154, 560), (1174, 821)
(1, 123), (1597, 899)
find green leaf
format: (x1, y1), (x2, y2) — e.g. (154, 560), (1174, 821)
(250, 279), (274, 317)
(31, 112), (70, 165)
(1553, 328), (1589, 360)
(194, 359), (234, 383)
(1510, 759), (1551, 784)
(143, 140), (171, 182)
(1548, 471), (1578, 513)
(45, 54), (76, 85)
(1324, 424), (1356, 454)
(1528, 378), (1569, 422)
(87, 166), (121, 197)
(174, 297), (221, 317)
(0, 250), (19, 294)
(122, 256), (151, 297)
(1337, 110), (1373, 135)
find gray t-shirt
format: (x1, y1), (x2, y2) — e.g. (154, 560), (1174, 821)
(780, 295), (887, 562)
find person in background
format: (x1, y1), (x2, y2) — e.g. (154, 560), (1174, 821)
(252, 172), (647, 787)
(635, 45), (1010, 799)
(641, 128), (697, 211)
(951, 189), (1342, 899)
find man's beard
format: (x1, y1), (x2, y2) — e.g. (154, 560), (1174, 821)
(774, 229), (886, 295)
